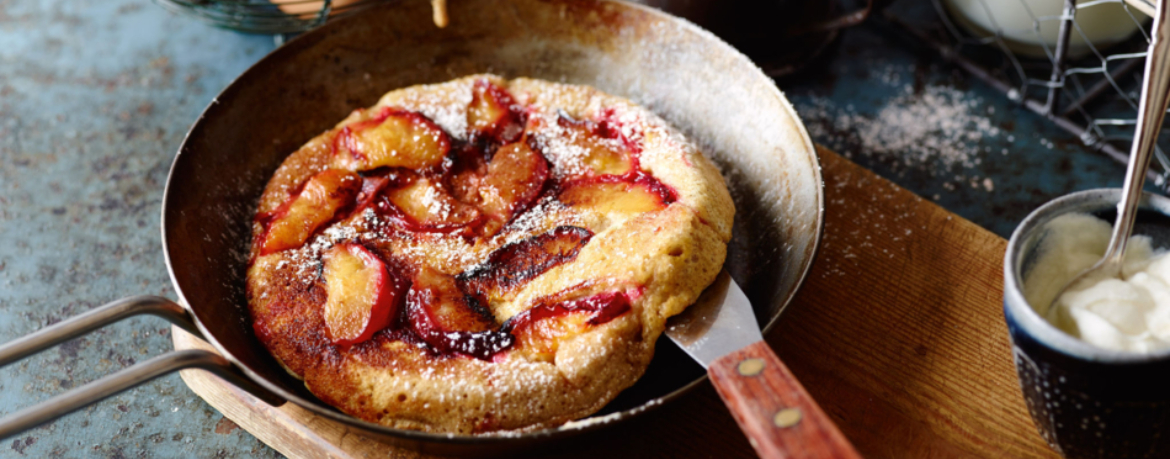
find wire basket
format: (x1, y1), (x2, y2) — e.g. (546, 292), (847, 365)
(154, 0), (388, 34)
(882, 0), (1170, 191)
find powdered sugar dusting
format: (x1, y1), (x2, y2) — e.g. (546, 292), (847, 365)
(529, 110), (615, 178)
(287, 223), (360, 277)
(797, 81), (1003, 188)
(502, 197), (577, 243)
(382, 83), (473, 142)
(420, 181), (453, 220)
(395, 233), (483, 269)
(418, 101), (468, 141)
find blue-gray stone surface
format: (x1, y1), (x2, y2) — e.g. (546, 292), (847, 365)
(0, 0), (278, 457)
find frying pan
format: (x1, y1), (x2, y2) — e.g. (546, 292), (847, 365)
(0, 0), (824, 455)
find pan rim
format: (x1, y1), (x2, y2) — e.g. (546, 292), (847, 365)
(160, 0), (825, 445)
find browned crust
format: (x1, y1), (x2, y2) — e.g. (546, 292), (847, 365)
(246, 75), (733, 433)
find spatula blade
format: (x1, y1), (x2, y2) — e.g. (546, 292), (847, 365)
(665, 271), (763, 368)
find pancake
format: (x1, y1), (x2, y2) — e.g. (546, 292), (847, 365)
(246, 75), (734, 433)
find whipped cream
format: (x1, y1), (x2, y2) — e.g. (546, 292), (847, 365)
(1023, 213), (1170, 353)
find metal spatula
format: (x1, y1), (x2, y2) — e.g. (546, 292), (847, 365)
(666, 271), (861, 458)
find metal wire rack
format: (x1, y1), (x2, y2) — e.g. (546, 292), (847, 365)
(881, 0), (1170, 191)
(153, 0), (387, 35)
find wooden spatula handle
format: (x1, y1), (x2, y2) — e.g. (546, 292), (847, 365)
(709, 340), (861, 459)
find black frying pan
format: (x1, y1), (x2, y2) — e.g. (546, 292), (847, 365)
(0, 0), (824, 455)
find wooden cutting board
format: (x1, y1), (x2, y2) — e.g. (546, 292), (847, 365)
(172, 146), (1060, 459)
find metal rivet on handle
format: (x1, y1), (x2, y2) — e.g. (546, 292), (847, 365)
(737, 358), (765, 376)
(773, 408), (803, 428)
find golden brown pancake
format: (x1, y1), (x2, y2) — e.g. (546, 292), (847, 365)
(246, 75), (733, 433)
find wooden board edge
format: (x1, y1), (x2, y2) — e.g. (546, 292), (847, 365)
(171, 326), (361, 459)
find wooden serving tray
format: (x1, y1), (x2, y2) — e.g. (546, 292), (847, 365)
(172, 147), (1060, 458)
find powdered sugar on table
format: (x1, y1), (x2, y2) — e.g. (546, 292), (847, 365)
(797, 74), (1006, 198)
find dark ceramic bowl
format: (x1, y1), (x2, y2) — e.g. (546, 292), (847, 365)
(1004, 188), (1170, 459)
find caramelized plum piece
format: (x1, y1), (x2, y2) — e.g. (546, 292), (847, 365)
(446, 143), (489, 205)
(555, 115), (634, 176)
(478, 141), (549, 223)
(322, 243), (409, 346)
(511, 312), (591, 361)
(377, 176), (482, 233)
(406, 267), (513, 359)
(335, 109), (450, 171)
(505, 291), (631, 333)
(557, 173), (676, 215)
(503, 291), (632, 360)
(350, 173), (394, 217)
(258, 169), (361, 255)
(458, 226), (592, 300)
(467, 80), (523, 144)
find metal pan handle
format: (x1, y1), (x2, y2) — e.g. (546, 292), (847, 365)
(0, 296), (284, 439)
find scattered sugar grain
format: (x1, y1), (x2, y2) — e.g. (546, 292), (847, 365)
(420, 182), (453, 220)
(797, 80), (1005, 193)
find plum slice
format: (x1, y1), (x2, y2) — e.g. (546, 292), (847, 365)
(335, 109), (450, 171)
(477, 141), (549, 224)
(557, 173), (676, 215)
(458, 226), (592, 300)
(467, 80), (523, 144)
(502, 291), (632, 360)
(554, 114), (634, 176)
(444, 142), (490, 204)
(406, 267), (513, 360)
(322, 243), (409, 346)
(257, 169), (361, 255)
(504, 291), (632, 333)
(376, 176), (482, 233)
(350, 172), (399, 217)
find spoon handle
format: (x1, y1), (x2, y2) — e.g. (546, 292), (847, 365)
(1107, 0), (1170, 267)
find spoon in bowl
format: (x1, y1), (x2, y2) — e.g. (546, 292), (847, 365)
(1045, 0), (1170, 317)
